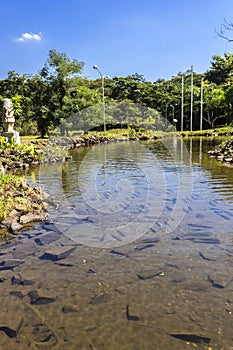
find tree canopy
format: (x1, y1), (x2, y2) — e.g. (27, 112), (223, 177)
(0, 49), (233, 137)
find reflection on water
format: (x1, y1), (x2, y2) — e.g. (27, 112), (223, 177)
(0, 137), (233, 349)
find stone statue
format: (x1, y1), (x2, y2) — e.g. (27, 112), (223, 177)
(2, 98), (20, 144)
(2, 98), (15, 132)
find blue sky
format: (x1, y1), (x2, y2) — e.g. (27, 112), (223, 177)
(0, 0), (233, 81)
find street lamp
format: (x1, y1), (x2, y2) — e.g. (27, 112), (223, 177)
(170, 104), (178, 123)
(93, 65), (106, 133)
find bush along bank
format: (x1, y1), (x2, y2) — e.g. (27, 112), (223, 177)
(0, 136), (73, 172)
(208, 138), (233, 164)
(0, 136), (77, 234)
(0, 137), (42, 172)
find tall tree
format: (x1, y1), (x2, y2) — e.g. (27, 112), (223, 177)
(205, 54), (233, 85)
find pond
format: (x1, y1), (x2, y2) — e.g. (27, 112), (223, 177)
(0, 136), (233, 349)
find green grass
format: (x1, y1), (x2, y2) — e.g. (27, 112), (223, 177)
(85, 128), (170, 139)
(0, 174), (26, 221)
(20, 135), (47, 144)
(84, 126), (233, 139)
(19, 126), (233, 143)
(177, 126), (233, 137)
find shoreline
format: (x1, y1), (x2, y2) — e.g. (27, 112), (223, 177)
(1, 127), (232, 235)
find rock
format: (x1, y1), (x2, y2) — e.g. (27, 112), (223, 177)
(209, 139), (233, 162)
(223, 156), (233, 162)
(11, 274), (34, 286)
(0, 314), (23, 338)
(10, 291), (24, 299)
(12, 240), (39, 259)
(22, 163), (29, 170)
(2, 210), (19, 226)
(139, 135), (150, 140)
(217, 155), (224, 160)
(41, 222), (61, 233)
(10, 221), (23, 232)
(28, 290), (56, 305)
(165, 262), (180, 269)
(40, 246), (76, 261)
(0, 259), (24, 270)
(207, 274), (233, 289)
(31, 324), (57, 344)
(12, 161), (22, 168)
(171, 334), (211, 344)
(61, 305), (79, 313)
(55, 262), (74, 267)
(0, 248), (10, 257)
(20, 212), (48, 225)
(34, 231), (60, 245)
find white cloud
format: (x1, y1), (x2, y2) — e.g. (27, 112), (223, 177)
(16, 32), (42, 42)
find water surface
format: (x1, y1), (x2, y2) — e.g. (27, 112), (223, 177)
(0, 137), (233, 349)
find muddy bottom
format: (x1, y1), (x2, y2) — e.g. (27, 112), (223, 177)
(1, 138), (233, 349)
(0, 222), (232, 350)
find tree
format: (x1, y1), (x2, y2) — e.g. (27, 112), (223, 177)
(29, 50), (85, 137)
(47, 49), (84, 110)
(203, 82), (227, 128)
(216, 18), (233, 42)
(205, 54), (233, 85)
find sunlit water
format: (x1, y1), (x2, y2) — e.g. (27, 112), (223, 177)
(0, 137), (233, 349)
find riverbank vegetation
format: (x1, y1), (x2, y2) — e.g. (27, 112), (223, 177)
(1, 50), (233, 137)
(0, 173), (47, 233)
(0, 136), (70, 233)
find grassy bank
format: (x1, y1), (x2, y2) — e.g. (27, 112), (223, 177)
(83, 125), (233, 139)
(20, 126), (233, 143)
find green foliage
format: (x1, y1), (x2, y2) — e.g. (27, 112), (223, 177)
(0, 136), (42, 161)
(0, 174), (25, 221)
(0, 174), (45, 223)
(1, 49), (233, 134)
(205, 54), (233, 85)
(41, 144), (69, 163)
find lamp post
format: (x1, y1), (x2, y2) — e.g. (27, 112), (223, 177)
(181, 73), (184, 131)
(93, 65), (106, 133)
(170, 104), (178, 121)
(170, 104), (178, 128)
(170, 104), (175, 121)
(190, 65), (194, 131)
(200, 77), (204, 131)
(165, 104), (169, 130)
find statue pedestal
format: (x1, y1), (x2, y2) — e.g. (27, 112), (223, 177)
(3, 131), (20, 144)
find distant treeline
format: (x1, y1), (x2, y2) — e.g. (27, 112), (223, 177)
(0, 50), (233, 137)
